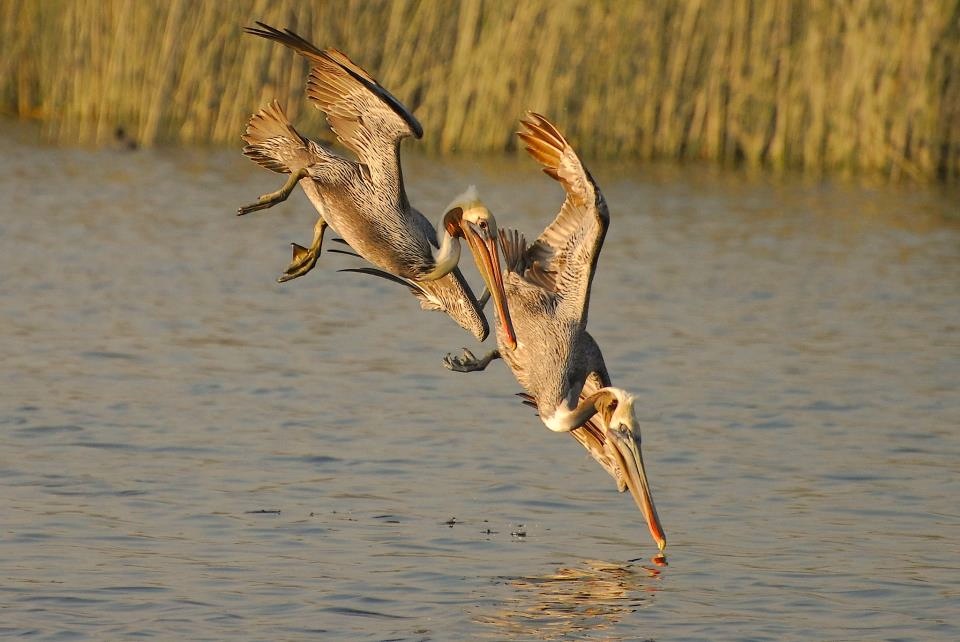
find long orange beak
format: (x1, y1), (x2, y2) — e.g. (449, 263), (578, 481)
(462, 220), (517, 350)
(607, 430), (666, 551)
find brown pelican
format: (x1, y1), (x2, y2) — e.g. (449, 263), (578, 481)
(237, 23), (514, 346)
(444, 113), (666, 551)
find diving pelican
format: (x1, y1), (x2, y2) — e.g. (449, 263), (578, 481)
(444, 113), (666, 550)
(237, 23), (515, 346)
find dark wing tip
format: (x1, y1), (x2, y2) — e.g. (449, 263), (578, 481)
(244, 22), (326, 59)
(318, 49), (424, 139)
(247, 24), (423, 140)
(515, 392), (538, 409)
(338, 267), (427, 297)
(243, 21), (283, 38)
(326, 248), (362, 258)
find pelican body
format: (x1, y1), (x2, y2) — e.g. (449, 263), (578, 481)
(445, 114), (666, 551)
(238, 23), (512, 343)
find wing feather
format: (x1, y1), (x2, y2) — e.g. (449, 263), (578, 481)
(516, 112), (609, 324)
(340, 265), (488, 339)
(245, 22), (422, 165)
(241, 100), (314, 174)
(498, 228), (527, 273)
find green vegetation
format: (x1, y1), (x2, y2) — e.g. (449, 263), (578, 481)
(1, 0), (957, 181)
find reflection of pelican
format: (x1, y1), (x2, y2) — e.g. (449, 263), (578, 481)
(445, 113), (666, 550)
(237, 23), (513, 343)
(476, 559), (659, 639)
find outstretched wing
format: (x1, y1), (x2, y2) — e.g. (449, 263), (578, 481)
(244, 22), (422, 166)
(241, 100), (313, 174)
(516, 112), (609, 324)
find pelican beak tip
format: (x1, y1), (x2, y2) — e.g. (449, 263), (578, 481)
(609, 424), (666, 553)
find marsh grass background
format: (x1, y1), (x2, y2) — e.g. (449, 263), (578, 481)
(1, 0), (958, 182)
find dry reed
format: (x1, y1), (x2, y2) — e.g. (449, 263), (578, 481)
(1, 0), (957, 182)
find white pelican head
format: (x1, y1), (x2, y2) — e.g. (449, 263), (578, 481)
(440, 186), (517, 350)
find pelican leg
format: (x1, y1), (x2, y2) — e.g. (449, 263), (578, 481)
(278, 216), (327, 283)
(237, 168), (308, 216)
(476, 288), (490, 310)
(443, 347), (500, 372)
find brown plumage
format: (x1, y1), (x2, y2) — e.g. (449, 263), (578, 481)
(445, 113), (665, 550)
(238, 23), (492, 341)
(242, 100), (312, 174)
(493, 113), (610, 426)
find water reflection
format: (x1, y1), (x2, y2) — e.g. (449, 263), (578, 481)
(478, 559), (663, 640)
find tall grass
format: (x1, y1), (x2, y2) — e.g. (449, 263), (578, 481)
(1, 0), (957, 181)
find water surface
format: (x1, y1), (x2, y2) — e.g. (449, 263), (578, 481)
(1, 125), (958, 640)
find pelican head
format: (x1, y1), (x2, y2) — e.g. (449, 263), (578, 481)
(441, 187), (517, 350)
(596, 388), (667, 552)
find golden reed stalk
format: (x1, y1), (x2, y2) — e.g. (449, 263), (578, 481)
(1, 0), (957, 182)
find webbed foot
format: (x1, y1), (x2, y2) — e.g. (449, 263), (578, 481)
(277, 216), (327, 283)
(278, 243), (319, 282)
(443, 347), (500, 372)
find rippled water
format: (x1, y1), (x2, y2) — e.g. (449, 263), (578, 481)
(2, 122), (958, 640)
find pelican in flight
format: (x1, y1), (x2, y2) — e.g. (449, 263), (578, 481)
(237, 23), (515, 346)
(444, 113), (666, 551)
